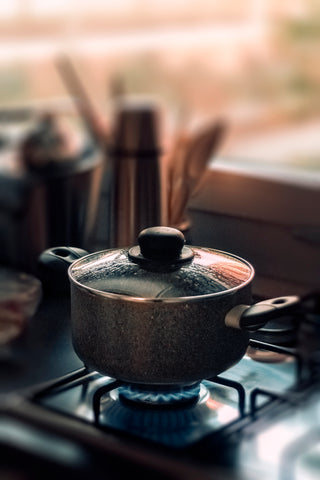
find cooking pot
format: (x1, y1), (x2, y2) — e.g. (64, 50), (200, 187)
(40, 227), (299, 386)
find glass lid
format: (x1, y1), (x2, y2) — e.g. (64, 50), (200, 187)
(68, 227), (254, 299)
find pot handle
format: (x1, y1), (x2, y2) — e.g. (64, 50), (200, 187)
(37, 246), (88, 291)
(225, 296), (300, 331)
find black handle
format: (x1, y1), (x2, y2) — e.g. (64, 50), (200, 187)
(38, 246), (88, 292)
(128, 226), (194, 271)
(225, 296), (300, 331)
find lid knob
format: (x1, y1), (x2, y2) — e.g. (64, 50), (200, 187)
(128, 226), (194, 270)
(139, 227), (184, 260)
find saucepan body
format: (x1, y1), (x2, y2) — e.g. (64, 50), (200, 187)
(65, 227), (298, 386)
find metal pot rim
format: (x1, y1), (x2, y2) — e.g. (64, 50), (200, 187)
(68, 247), (255, 303)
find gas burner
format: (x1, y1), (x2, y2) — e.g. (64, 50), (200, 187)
(247, 314), (299, 363)
(297, 293), (320, 382)
(118, 383), (201, 406)
(249, 315), (299, 347)
(246, 345), (293, 364)
(98, 381), (239, 447)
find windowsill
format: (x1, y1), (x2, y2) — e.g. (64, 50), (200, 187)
(189, 157), (320, 227)
(209, 157), (320, 188)
(188, 158), (320, 295)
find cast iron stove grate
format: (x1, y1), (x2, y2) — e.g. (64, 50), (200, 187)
(1, 298), (319, 479)
(20, 336), (300, 449)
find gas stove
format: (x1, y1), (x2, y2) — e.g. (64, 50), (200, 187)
(0, 293), (319, 480)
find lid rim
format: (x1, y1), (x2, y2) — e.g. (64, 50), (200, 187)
(69, 278), (253, 303)
(68, 247), (255, 302)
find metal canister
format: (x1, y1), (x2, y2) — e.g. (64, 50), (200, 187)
(107, 97), (162, 248)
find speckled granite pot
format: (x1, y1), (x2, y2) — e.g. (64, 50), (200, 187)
(68, 227), (299, 386)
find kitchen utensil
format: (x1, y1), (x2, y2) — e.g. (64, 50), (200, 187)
(0, 137), (103, 273)
(167, 120), (226, 228)
(107, 97), (162, 247)
(56, 55), (108, 147)
(44, 226), (300, 386)
(0, 268), (42, 345)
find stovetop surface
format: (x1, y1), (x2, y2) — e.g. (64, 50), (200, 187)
(36, 353), (295, 447)
(1, 354), (318, 480)
(0, 291), (319, 480)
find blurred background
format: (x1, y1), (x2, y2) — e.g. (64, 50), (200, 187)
(0, 0), (320, 171)
(0, 0), (319, 295)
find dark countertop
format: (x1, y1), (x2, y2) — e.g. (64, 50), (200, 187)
(0, 291), (82, 394)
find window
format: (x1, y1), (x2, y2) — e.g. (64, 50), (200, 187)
(0, 0), (319, 174)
